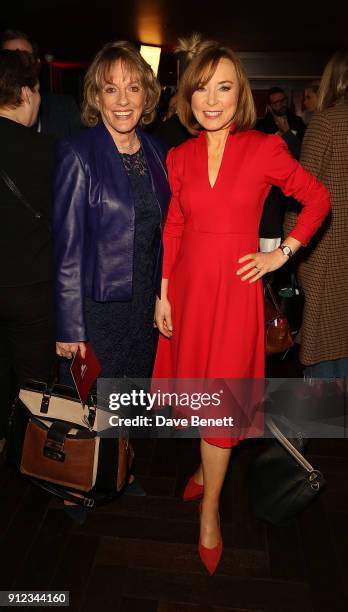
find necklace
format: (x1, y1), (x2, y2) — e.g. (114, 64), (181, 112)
(116, 133), (140, 154)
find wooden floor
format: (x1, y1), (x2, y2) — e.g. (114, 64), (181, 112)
(1, 350), (347, 612)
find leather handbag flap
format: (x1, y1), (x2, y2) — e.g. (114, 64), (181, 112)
(20, 418), (100, 491)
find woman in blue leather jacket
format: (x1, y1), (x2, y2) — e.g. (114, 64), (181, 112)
(53, 41), (170, 384)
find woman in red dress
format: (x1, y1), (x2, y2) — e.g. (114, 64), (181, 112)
(152, 41), (331, 574)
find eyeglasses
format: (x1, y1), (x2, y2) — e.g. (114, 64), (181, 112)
(270, 96), (287, 107)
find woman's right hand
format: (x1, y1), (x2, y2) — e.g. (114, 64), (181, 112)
(154, 296), (173, 338)
(56, 341), (87, 359)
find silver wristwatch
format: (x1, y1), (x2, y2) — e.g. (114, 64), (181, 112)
(278, 244), (293, 258)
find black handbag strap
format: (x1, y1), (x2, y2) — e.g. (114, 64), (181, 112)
(47, 420), (72, 444)
(43, 421), (72, 462)
(290, 271), (302, 292)
(0, 168), (51, 231)
(28, 477), (96, 507)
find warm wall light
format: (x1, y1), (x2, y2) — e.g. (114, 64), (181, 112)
(140, 45), (161, 76)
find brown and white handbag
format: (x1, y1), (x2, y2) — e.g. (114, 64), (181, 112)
(7, 379), (133, 508)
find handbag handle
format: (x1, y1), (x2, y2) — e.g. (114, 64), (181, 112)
(40, 360), (59, 414)
(0, 168), (51, 231)
(40, 367), (97, 430)
(264, 282), (282, 316)
(290, 271), (302, 293)
(267, 417), (320, 483)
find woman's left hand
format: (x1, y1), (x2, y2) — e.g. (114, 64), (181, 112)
(237, 248), (287, 283)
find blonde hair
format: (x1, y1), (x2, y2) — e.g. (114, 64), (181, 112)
(317, 49), (348, 111)
(175, 33), (209, 61)
(82, 40), (161, 127)
(174, 33), (215, 82)
(176, 39), (256, 135)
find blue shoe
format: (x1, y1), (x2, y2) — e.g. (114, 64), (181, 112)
(124, 478), (146, 496)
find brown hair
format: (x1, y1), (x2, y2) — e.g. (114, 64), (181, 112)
(1, 29), (39, 60)
(0, 49), (39, 108)
(317, 50), (348, 111)
(82, 41), (161, 127)
(305, 80), (320, 95)
(177, 41), (256, 134)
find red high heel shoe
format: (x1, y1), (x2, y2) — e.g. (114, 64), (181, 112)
(198, 503), (223, 575)
(198, 539), (223, 576)
(183, 475), (204, 502)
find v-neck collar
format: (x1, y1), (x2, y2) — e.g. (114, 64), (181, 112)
(200, 130), (230, 190)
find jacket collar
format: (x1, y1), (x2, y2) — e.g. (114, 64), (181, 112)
(93, 120), (169, 217)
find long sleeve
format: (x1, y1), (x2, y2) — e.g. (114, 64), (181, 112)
(162, 147), (185, 278)
(264, 135), (331, 245)
(53, 140), (88, 341)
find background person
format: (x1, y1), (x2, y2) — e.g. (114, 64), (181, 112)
(303, 79), (320, 123)
(153, 40), (331, 575)
(1, 28), (81, 139)
(284, 50), (348, 377)
(152, 34), (207, 148)
(257, 86), (306, 149)
(256, 86), (307, 252)
(0, 50), (56, 453)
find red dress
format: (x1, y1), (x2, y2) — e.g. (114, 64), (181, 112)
(152, 130), (331, 447)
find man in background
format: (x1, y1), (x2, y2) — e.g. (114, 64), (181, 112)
(257, 86), (306, 158)
(256, 87), (306, 251)
(1, 29), (81, 139)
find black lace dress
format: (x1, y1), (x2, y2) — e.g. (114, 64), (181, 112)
(60, 147), (161, 383)
(85, 147), (161, 378)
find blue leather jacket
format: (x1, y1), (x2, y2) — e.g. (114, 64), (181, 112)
(53, 120), (170, 342)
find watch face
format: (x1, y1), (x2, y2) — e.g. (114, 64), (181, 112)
(282, 246), (291, 257)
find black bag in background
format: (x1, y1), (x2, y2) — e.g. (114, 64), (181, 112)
(276, 271), (305, 336)
(248, 417), (325, 526)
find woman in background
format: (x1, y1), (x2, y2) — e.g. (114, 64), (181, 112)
(153, 40), (331, 574)
(303, 79), (320, 123)
(286, 50), (348, 377)
(0, 50), (55, 454)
